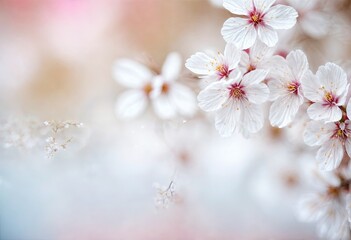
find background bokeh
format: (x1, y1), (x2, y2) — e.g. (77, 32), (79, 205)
(1, 0), (351, 239)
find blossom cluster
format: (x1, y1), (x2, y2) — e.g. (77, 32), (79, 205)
(112, 0), (351, 238)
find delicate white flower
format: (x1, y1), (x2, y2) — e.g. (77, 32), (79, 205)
(221, 0), (298, 49)
(114, 53), (197, 120)
(198, 69), (269, 137)
(301, 63), (349, 123)
(150, 52), (197, 119)
(209, 0), (223, 8)
(113, 58), (154, 119)
(286, 0), (330, 38)
(185, 43), (241, 86)
(268, 50), (308, 128)
(304, 99), (351, 171)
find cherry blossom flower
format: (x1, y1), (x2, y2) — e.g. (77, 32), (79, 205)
(221, 0), (298, 49)
(150, 52), (197, 119)
(301, 63), (349, 123)
(185, 43), (241, 86)
(268, 50), (308, 128)
(113, 58), (154, 119)
(114, 53), (197, 120)
(303, 99), (351, 171)
(197, 69), (269, 137)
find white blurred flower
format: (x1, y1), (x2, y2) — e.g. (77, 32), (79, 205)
(150, 52), (197, 119)
(198, 69), (269, 137)
(221, 0), (298, 49)
(114, 53), (197, 120)
(297, 169), (350, 239)
(301, 63), (349, 123)
(185, 43), (241, 87)
(286, 0), (330, 38)
(268, 50), (308, 128)
(208, 0), (223, 8)
(113, 58), (154, 119)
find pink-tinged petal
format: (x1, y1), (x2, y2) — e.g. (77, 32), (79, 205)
(185, 52), (214, 75)
(223, 0), (253, 16)
(224, 43), (241, 70)
(267, 80), (285, 101)
(286, 50), (308, 81)
(227, 68), (243, 84)
(269, 93), (303, 128)
(214, 99), (240, 137)
(304, 121), (335, 146)
(239, 100), (264, 133)
(113, 59), (153, 88)
(115, 90), (148, 119)
(347, 98), (351, 120)
(245, 83), (269, 104)
(152, 95), (177, 119)
(162, 52), (182, 82)
(301, 70), (324, 102)
(300, 12), (330, 38)
(307, 103), (342, 122)
(241, 69), (269, 86)
(253, 0), (276, 14)
(221, 17), (257, 50)
(169, 83), (197, 117)
(316, 62), (348, 97)
(197, 81), (230, 112)
(345, 138), (351, 159)
(249, 40), (275, 66)
(264, 5), (298, 29)
(257, 25), (278, 47)
(317, 138), (344, 171)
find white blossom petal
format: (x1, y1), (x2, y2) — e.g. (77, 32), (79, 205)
(241, 69), (268, 86)
(239, 100), (264, 133)
(169, 83), (197, 117)
(347, 98), (351, 120)
(301, 70), (324, 102)
(317, 138), (344, 171)
(267, 80), (285, 101)
(221, 17), (257, 50)
(269, 93), (302, 128)
(253, 0), (276, 14)
(223, 0), (253, 15)
(214, 99), (240, 137)
(245, 83), (270, 104)
(185, 52), (214, 75)
(345, 138), (351, 159)
(115, 90), (148, 119)
(249, 40), (275, 66)
(224, 43), (241, 70)
(198, 81), (229, 112)
(307, 103), (342, 122)
(162, 52), (182, 82)
(152, 95), (177, 119)
(286, 50), (308, 81)
(303, 121), (335, 146)
(264, 5), (298, 29)
(257, 25), (278, 47)
(113, 59), (153, 88)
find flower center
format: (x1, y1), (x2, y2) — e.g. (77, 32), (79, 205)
(287, 81), (300, 95)
(249, 12), (263, 26)
(161, 83), (169, 94)
(333, 122), (349, 141)
(228, 83), (245, 99)
(215, 64), (230, 79)
(143, 83), (153, 95)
